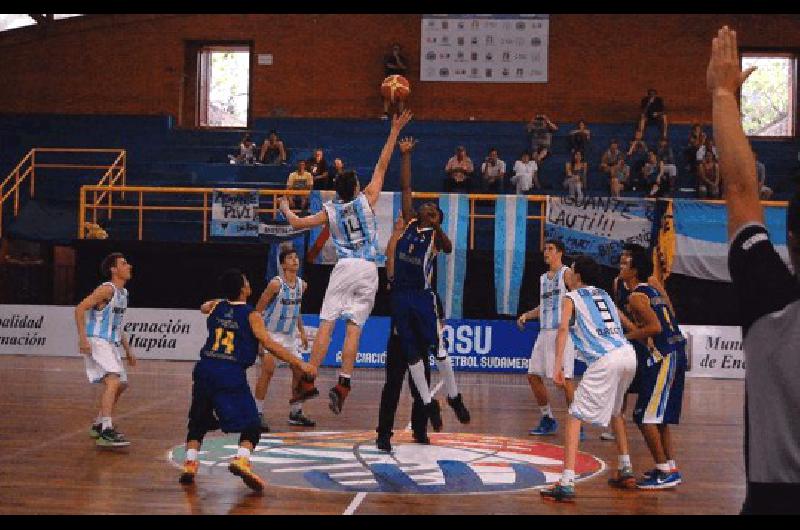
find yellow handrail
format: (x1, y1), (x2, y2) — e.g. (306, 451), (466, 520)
(0, 148), (126, 238)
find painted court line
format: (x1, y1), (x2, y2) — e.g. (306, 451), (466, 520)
(343, 491), (368, 515)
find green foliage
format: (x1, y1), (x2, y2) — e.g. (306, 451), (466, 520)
(741, 57), (793, 136)
(209, 51), (250, 126)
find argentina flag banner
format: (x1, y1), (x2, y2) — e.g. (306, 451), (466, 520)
(671, 200), (790, 282)
(437, 194), (470, 319)
(494, 195), (528, 315)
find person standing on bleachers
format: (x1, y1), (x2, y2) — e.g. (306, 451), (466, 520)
(526, 113), (559, 163)
(638, 88), (668, 139)
(568, 119), (591, 155)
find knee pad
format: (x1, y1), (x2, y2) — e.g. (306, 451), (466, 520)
(239, 427), (261, 448)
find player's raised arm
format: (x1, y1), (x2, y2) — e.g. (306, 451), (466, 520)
(255, 278), (282, 314)
(74, 284), (114, 355)
(398, 136), (417, 221)
(623, 292), (663, 342)
(706, 26), (761, 238)
(364, 109), (413, 207)
(278, 196), (328, 229)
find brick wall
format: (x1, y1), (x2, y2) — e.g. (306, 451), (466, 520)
(1, 13), (799, 124)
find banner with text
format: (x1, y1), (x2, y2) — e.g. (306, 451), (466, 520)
(211, 190), (259, 237)
(680, 325), (744, 379)
(545, 196), (656, 267)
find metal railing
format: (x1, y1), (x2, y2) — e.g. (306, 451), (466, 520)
(0, 148), (126, 238)
(78, 185), (550, 248)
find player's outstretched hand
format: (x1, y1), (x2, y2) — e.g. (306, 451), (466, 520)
(516, 313), (527, 331)
(553, 367), (565, 387)
(392, 109), (413, 132)
(277, 196), (290, 213)
(706, 26), (756, 97)
(398, 136), (417, 154)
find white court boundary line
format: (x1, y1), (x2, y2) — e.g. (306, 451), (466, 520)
(343, 491), (368, 515)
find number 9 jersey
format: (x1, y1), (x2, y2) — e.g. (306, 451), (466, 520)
(323, 193), (380, 262)
(200, 300), (259, 369)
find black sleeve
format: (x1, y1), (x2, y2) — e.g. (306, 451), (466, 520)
(728, 223), (800, 334)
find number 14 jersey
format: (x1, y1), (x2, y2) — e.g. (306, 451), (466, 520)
(323, 193), (380, 262)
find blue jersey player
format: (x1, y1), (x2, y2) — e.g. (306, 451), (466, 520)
(75, 253), (137, 448)
(279, 110), (412, 416)
(178, 269), (315, 491)
(619, 245), (686, 490)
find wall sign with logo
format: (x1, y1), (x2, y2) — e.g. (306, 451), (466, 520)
(420, 14), (549, 83)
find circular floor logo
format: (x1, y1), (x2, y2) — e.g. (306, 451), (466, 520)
(168, 431), (605, 494)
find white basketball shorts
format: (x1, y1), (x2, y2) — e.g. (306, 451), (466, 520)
(528, 328), (576, 379)
(568, 344), (637, 428)
(261, 331), (301, 366)
(320, 258), (379, 327)
(84, 337), (127, 384)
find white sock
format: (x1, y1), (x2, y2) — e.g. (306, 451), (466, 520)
(290, 401), (302, 415)
(561, 469), (576, 485)
(540, 405), (553, 418)
(101, 416), (113, 430)
(186, 448), (198, 461)
(408, 361), (432, 404)
(434, 355), (459, 398)
(656, 462), (671, 473)
(256, 400), (264, 414)
(618, 454), (631, 470)
(237, 447), (251, 458)
(667, 459), (677, 470)
(338, 372), (351, 380)
(94, 413), (103, 425)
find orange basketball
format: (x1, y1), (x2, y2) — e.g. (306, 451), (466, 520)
(380, 75), (410, 103)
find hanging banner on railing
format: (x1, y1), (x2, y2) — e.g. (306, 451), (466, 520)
(494, 195), (528, 315)
(211, 190), (259, 237)
(437, 193), (470, 319)
(544, 196), (656, 267)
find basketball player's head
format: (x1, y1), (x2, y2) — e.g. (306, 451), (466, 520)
(100, 252), (132, 282)
(219, 268), (251, 302)
(571, 255), (600, 288)
(417, 202), (441, 227)
(335, 170), (360, 202)
(279, 247), (300, 274)
(789, 190), (800, 278)
(625, 245), (654, 283)
(619, 243), (646, 281)
(543, 239), (565, 267)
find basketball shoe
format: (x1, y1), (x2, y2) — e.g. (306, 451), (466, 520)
(179, 460), (198, 485)
(540, 482), (576, 502)
(329, 383), (350, 415)
(96, 428), (130, 447)
(529, 416), (558, 436)
(228, 456), (266, 492)
(425, 399), (443, 432)
(607, 466), (637, 489)
(447, 394), (471, 424)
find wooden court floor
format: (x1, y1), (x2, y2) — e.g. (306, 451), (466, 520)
(0, 355), (745, 515)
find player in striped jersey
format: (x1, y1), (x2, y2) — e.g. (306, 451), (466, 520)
(74, 253), (137, 448)
(540, 256), (638, 503)
(253, 246), (313, 430)
(517, 240), (580, 437)
(619, 245), (685, 489)
(279, 110), (412, 415)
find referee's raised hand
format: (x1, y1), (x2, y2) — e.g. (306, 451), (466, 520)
(706, 26), (756, 97)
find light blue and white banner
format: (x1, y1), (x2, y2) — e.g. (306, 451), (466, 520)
(494, 195), (528, 315)
(544, 196), (656, 267)
(672, 200), (790, 282)
(307, 190), (402, 267)
(211, 190), (259, 237)
(437, 194), (470, 319)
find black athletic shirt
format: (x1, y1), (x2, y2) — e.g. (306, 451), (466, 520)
(728, 223), (800, 514)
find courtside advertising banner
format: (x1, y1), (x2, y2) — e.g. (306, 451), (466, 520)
(545, 196), (656, 267)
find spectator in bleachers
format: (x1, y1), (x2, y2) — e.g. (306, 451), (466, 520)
(563, 150), (587, 201)
(526, 113), (558, 162)
(656, 138), (678, 192)
(609, 158), (630, 198)
(382, 43), (409, 119)
(260, 130), (287, 165)
(697, 150), (721, 199)
(229, 134), (257, 165)
(481, 147), (507, 193)
(307, 149), (329, 189)
(684, 123), (707, 177)
(643, 151), (668, 198)
(600, 138), (625, 180)
(511, 150), (539, 194)
(696, 136), (718, 164)
(754, 151), (773, 200)
(626, 129), (649, 189)
(286, 160), (314, 211)
(568, 119), (591, 155)
(326, 158), (346, 191)
(638, 88), (668, 139)
(444, 146), (475, 193)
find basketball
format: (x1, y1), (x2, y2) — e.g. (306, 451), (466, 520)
(380, 75), (410, 103)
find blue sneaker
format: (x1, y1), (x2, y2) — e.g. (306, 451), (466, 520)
(643, 467), (681, 484)
(529, 416), (558, 436)
(636, 469), (680, 490)
(540, 482), (575, 502)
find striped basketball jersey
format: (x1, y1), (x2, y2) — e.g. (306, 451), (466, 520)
(632, 283), (686, 365)
(323, 192), (380, 262)
(566, 286), (629, 365)
(393, 219), (437, 291)
(86, 282), (128, 344)
(200, 300), (259, 369)
(539, 266), (568, 329)
(262, 276), (304, 335)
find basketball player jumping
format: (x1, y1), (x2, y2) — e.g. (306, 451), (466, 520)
(279, 110), (413, 415)
(75, 252), (137, 448)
